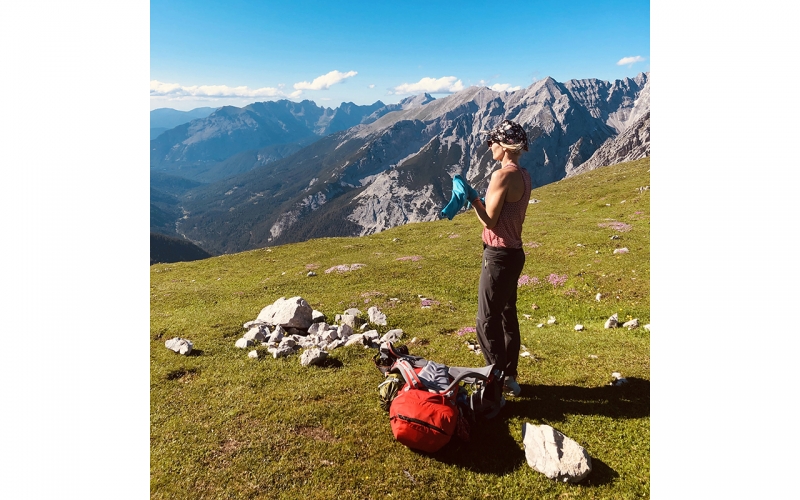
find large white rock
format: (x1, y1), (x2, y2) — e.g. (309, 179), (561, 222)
(604, 313), (618, 329)
(300, 348), (328, 367)
(368, 306), (387, 326)
(379, 329), (403, 343)
(165, 337), (193, 355)
(522, 423), (592, 483)
(256, 296), (313, 329)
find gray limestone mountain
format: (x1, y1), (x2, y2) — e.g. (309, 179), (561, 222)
(159, 73), (649, 255)
(150, 96), (432, 183)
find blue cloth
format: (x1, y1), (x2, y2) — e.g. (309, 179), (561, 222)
(441, 175), (479, 220)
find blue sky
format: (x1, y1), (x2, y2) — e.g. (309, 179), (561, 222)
(151, 0), (650, 110)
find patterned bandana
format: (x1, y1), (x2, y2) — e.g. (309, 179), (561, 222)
(487, 119), (529, 151)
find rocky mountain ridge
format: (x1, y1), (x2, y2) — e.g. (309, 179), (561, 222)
(155, 73), (649, 255)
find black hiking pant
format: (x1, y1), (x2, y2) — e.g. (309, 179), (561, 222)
(476, 244), (525, 379)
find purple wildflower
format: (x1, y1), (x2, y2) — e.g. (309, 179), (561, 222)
(517, 275), (540, 287)
(456, 326), (476, 337)
(547, 273), (568, 287)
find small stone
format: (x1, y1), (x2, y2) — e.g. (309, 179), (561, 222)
(613, 247), (629, 254)
(410, 337), (418, 343)
(610, 235), (620, 240)
(360, 323), (369, 331)
(307, 271), (317, 277)
(267, 328), (284, 344)
(312, 310), (326, 323)
(547, 316), (557, 325)
(340, 314), (361, 328)
(344, 308), (362, 316)
(243, 327), (266, 342)
(531, 304), (539, 310)
(338, 323), (353, 339)
(537, 324), (544, 328)
(279, 337), (296, 349)
(604, 313), (619, 329)
(300, 348), (328, 367)
(307, 322), (327, 335)
(595, 293), (602, 302)
(643, 324), (650, 331)
(523, 314), (531, 320)
(344, 334), (365, 347)
(270, 345), (294, 358)
(379, 328), (403, 343)
(165, 337), (193, 355)
(326, 339), (346, 350)
(235, 338), (254, 349)
(588, 355), (598, 359)
(247, 350), (259, 359)
(574, 324), (584, 331)
(363, 329), (380, 342)
(622, 318), (639, 329)
(520, 351), (531, 358)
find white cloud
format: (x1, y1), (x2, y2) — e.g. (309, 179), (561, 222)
(393, 76), (464, 95)
(150, 80), (285, 98)
(368, 84), (375, 89)
(617, 56), (646, 66)
(293, 70), (358, 91)
(489, 83), (522, 92)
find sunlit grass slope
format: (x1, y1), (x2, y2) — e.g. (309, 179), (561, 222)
(151, 157), (650, 499)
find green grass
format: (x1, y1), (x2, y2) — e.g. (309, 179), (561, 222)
(151, 157), (650, 499)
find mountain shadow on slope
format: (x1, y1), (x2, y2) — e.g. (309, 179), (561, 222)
(150, 233), (212, 265)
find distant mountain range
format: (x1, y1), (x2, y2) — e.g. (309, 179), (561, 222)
(150, 107), (218, 140)
(150, 73), (649, 256)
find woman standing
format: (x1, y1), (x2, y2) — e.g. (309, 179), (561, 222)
(468, 119), (531, 397)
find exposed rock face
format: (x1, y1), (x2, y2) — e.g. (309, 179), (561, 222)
(567, 112), (650, 176)
(522, 423), (592, 483)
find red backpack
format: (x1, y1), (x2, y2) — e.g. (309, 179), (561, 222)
(388, 359), (459, 453)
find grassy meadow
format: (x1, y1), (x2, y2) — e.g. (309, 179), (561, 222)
(150, 157), (650, 499)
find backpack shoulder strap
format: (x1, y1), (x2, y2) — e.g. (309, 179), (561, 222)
(391, 359), (423, 390)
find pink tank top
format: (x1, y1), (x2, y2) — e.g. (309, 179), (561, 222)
(482, 163), (531, 249)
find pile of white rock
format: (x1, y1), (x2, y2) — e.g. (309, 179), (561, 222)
(234, 296), (402, 366)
